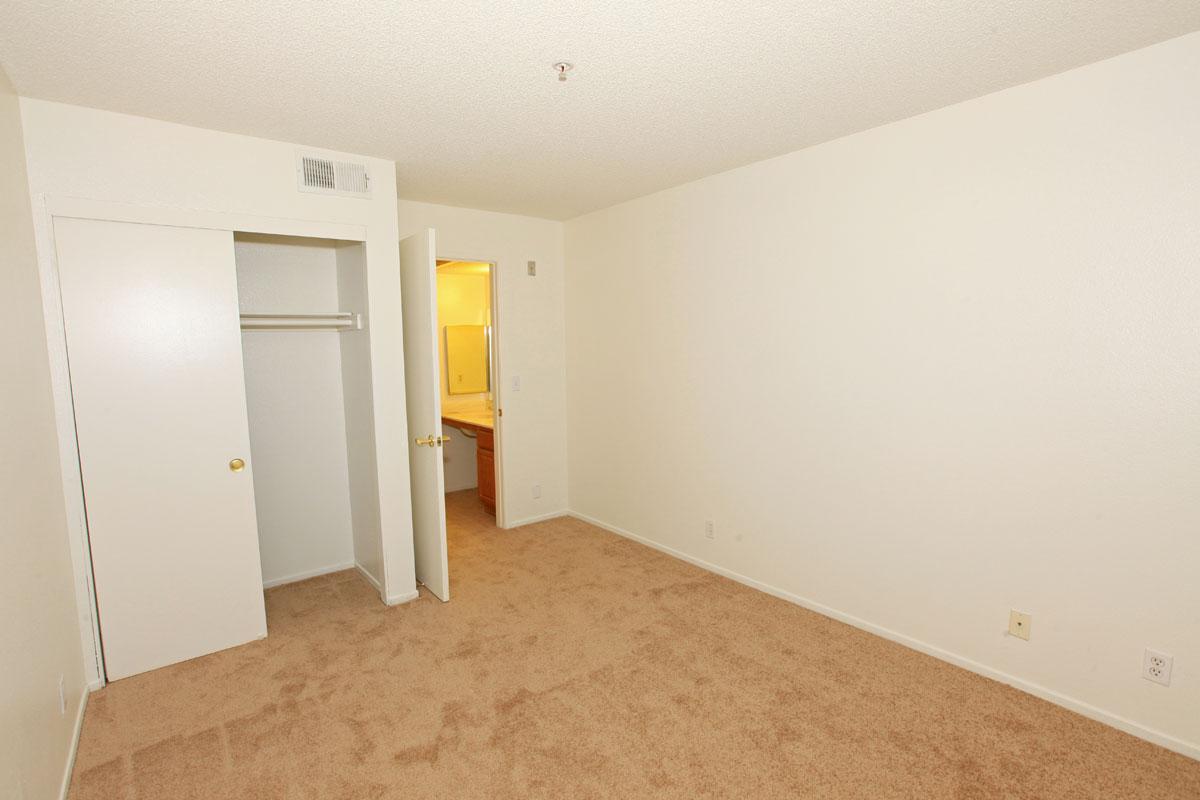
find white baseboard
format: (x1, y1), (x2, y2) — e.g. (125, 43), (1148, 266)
(262, 560), (355, 589)
(386, 589), (421, 606)
(353, 563), (416, 605)
(567, 510), (1200, 762)
(58, 686), (89, 800)
(353, 563), (417, 605)
(354, 562), (421, 606)
(354, 563), (382, 592)
(506, 509), (568, 528)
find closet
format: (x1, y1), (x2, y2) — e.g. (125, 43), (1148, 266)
(54, 218), (383, 681)
(234, 233), (381, 590)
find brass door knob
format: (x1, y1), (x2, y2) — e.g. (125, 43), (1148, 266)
(229, 458), (246, 472)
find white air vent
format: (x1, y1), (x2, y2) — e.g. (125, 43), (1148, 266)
(297, 154), (371, 198)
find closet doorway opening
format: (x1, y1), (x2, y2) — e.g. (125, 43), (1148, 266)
(435, 258), (502, 526)
(234, 233), (386, 598)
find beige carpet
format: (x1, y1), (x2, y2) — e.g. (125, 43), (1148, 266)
(69, 489), (1199, 799)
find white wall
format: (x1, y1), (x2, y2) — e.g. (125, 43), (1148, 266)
(441, 426), (480, 493)
(564, 33), (1200, 757)
(398, 200), (567, 526)
(0, 66), (87, 800)
(438, 270), (492, 411)
(336, 241), (386, 585)
(20, 100), (416, 644)
(235, 235), (356, 586)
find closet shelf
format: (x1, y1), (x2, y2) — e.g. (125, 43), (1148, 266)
(239, 312), (363, 332)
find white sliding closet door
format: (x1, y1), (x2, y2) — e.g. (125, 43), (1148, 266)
(55, 218), (266, 680)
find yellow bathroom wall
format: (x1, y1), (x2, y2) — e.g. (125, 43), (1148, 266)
(436, 267), (490, 414)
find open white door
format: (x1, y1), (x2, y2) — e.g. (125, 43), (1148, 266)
(54, 217), (267, 680)
(399, 228), (450, 601)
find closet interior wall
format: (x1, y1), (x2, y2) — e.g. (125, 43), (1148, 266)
(234, 234), (382, 589)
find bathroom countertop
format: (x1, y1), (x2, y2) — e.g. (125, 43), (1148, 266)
(441, 409), (494, 431)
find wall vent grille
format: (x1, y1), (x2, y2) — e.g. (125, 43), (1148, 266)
(297, 155), (371, 197)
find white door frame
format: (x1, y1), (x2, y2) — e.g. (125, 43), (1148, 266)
(35, 194), (368, 688)
(438, 255), (506, 529)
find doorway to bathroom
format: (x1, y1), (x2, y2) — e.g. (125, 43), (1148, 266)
(399, 228), (508, 603)
(435, 258), (502, 524)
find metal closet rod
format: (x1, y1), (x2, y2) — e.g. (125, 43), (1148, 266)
(239, 312), (364, 332)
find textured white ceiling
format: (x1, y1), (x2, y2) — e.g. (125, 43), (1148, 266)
(1, 2), (1198, 219)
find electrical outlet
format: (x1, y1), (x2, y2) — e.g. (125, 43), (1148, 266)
(1008, 610), (1031, 641)
(1143, 649), (1173, 686)
(704, 520), (715, 540)
(531, 484), (541, 499)
(527, 260), (537, 276)
(58, 675), (66, 715)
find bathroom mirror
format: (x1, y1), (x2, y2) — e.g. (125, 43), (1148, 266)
(444, 324), (490, 394)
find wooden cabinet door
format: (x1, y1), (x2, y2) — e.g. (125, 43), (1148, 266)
(476, 429), (495, 514)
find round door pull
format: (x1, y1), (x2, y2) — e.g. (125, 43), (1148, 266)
(229, 458), (246, 472)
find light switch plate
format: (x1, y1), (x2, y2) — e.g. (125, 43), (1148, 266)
(1008, 610), (1031, 640)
